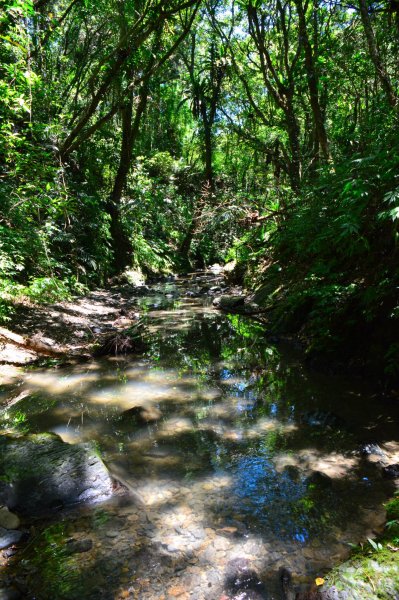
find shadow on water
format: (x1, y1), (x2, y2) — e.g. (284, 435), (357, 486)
(1, 276), (399, 599)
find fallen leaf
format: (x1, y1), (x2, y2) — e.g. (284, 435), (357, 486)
(315, 577), (325, 586)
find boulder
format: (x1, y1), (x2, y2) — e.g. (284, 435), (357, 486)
(0, 507), (20, 530)
(213, 295), (245, 311)
(0, 433), (114, 515)
(208, 285), (222, 295)
(223, 261), (245, 285)
(64, 538), (93, 555)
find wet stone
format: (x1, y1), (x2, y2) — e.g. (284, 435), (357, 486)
(65, 538), (93, 554)
(213, 536), (230, 551)
(0, 434), (114, 515)
(106, 530), (120, 538)
(187, 527), (206, 540)
(0, 508), (20, 530)
(0, 528), (23, 550)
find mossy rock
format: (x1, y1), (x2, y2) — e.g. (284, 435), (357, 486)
(0, 433), (114, 515)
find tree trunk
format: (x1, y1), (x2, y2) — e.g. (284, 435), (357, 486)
(358, 0), (397, 108)
(295, 0), (331, 161)
(285, 99), (302, 192)
(107, 81), (149, 272)
(107, 90), (134, 272)
(202, 114), (214, 189)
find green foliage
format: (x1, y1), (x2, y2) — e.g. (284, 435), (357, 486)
(368, 538), (383, 552)
(0, 275), (88, 323)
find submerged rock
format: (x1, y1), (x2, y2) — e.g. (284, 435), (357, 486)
(225, 558), (267, 599)
(282, 465), (301, 482)
(300, 411), (343, 429)
(382, 463), (399, 479)
(64, 537), (93, 555)
(305, 471), (333, 488)
(0, 433), (115, 515)
(121, 405), (162, 425)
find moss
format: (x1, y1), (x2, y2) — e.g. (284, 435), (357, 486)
(324, 493), (399, 599)
(22, 522), (88, 599)
(385, 496), (399, 521)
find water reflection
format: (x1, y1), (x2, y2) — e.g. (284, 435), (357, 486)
(1, 274), (399, 598)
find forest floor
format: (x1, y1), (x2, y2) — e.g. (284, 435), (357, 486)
(0, 286), (142, 367)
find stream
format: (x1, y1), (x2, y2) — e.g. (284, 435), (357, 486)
(1, 271), (399, 599)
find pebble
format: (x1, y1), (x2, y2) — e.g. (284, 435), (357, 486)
(127, 514), (139, 522)
(216, 527), (238, 537)
(213, 536), (230, 551)
(187, 527), (205, 540)
(206, 570), (220, 585)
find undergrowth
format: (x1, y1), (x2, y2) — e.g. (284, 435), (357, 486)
(0, 276), (88, 323)
(324, 492), (399, 599)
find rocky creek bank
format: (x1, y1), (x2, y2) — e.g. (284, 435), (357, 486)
(0, 266), (248, 367)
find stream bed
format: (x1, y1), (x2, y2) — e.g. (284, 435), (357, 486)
(1, 272), (399, 599)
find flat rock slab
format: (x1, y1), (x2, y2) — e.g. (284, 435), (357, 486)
(0, 433), (114, 515)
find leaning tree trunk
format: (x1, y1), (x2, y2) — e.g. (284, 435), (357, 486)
(107, 92), (134, 272)
(358, 0), (397, 108)
(107, 82), (149, 272)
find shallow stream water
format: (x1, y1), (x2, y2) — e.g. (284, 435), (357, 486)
(1, 272), (399, 599)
